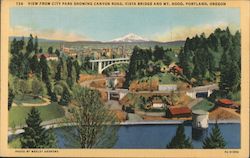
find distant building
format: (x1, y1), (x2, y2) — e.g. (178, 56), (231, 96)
(151, 99), (165, 108)
(217, 98), (234, 108)
(158, 84), (177, 91)
(217, 98), (240, 110)
(171, 65), (183, 74)
(166, 107), (191, 118)
(192, 110), (209, 129)
(35, 53), (58, 61)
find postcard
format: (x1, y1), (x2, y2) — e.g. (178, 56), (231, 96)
(0, 0), (249, 157)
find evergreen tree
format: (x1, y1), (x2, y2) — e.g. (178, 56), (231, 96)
(40, 55), (50, 83)
(73, 59), (80, 82)
(66, 57), (73, 78)
(8, 84), (15, 111)
(166, 124), (192, 149)
(34, 36), (39, 54)
(48, 46), (53, 54)
(55, 49), (60, 57)
(39, 55), (57, 101)
(39, 48), (43, 53)
(26, 34), (34, 54)
(203, 123), (226, 149)
(55, 59), (63, 81)
(30, 55), (41, 77)
(59, 88), (71, 106)
(20, 107), (57, 148)
(9, 38), (27, 78)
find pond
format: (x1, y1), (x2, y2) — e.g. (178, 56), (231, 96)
(54, 123), (240, 149)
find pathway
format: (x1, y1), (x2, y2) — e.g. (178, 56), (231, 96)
(12, 97), (51, 107)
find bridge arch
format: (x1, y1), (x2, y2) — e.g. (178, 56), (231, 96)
(100, 61), (129, 74)
(90, 58), (130, 74)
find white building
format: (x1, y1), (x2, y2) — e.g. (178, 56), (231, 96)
(158, 84), (177, 91)
(192, 110), (209, 129)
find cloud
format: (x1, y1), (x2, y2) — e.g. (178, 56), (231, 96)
(153, 22), (240, 42)
(10, 26), (90, 41)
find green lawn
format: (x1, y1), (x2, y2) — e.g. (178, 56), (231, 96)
(157, 73), (179, 84)
(9, 103), (65, 128)
(9, 137), (21, 148)
(192, 99), (215, 112)
(14, 95), (46, 105)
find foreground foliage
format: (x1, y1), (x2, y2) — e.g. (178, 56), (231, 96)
(65, 86), (118, 148)
(20, 107), (57, 148)
(203, 123), (226, 149)
(166, 124), (193, 149)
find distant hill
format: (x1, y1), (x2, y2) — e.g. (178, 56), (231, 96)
(9, 36), (185, 47)
(9, 36), (64, 43)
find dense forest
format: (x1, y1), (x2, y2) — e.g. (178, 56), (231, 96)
(124, 27), (240, 99)
(124, 46), (175, 88)
(178, 27), (240, 97)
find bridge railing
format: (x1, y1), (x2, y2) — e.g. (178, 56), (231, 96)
(89, 57), (130, 62)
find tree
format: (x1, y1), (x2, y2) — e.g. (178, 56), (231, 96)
(66, 57), (73, 78)
(203, 123), (226, 149)
(9, 38), (29, 79)
(31, 78), (47, 98)
(59, 87), (71, 106)
(73, 59), (81, 82)
(40, 55), (50, 83)
(55, 59), (63, 81)
(30, 55), (41, 77)
(166, 124), (192, 149)
(66, 86), (118, 148)
(8, 84), (15, 111)
(34, 36), (39, 53)
(39, 47), (43, 53)
(55, 49), (60, 57)
(26, 34), (34, 54)
(18, 79), (31, 99)
(48, 46), (53, 54)
(20, 107), (57, 148)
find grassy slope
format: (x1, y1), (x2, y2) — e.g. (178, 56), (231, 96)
(9, 103), (65, 127)
(191, 99), (215, 112)
(9, 137), (21, 148)
(157, 73), (179, 84)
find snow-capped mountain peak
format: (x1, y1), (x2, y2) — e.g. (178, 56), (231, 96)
(110, 33), (149, 42)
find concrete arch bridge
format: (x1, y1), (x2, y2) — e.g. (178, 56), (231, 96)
(89, 57), (130, 74)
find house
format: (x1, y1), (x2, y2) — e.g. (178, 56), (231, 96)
(35, 53), (58, 61)
(171, 65), (183, 74)
(168, 63), (183, 74)
(217, 98), (240, 110)
(217, 99), (234, 108)
(166, 107), (191, 118)
(152, 99), (165, 108)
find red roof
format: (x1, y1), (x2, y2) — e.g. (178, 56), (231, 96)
(169, 107), (191, 115)
(173, 66), (183, 72)
(218, 99), (234, 105)
(35, 53), (57, 58)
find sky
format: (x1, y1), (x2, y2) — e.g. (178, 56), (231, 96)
(10, 8), (240, 42)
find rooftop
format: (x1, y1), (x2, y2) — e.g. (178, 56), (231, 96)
(169, 107), (191, 115)
(218, 99), (234, 105)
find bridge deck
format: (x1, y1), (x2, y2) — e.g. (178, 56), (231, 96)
(89, 57), (130, 62)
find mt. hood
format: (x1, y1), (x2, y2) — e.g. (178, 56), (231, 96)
(110, 33), (149, 43)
